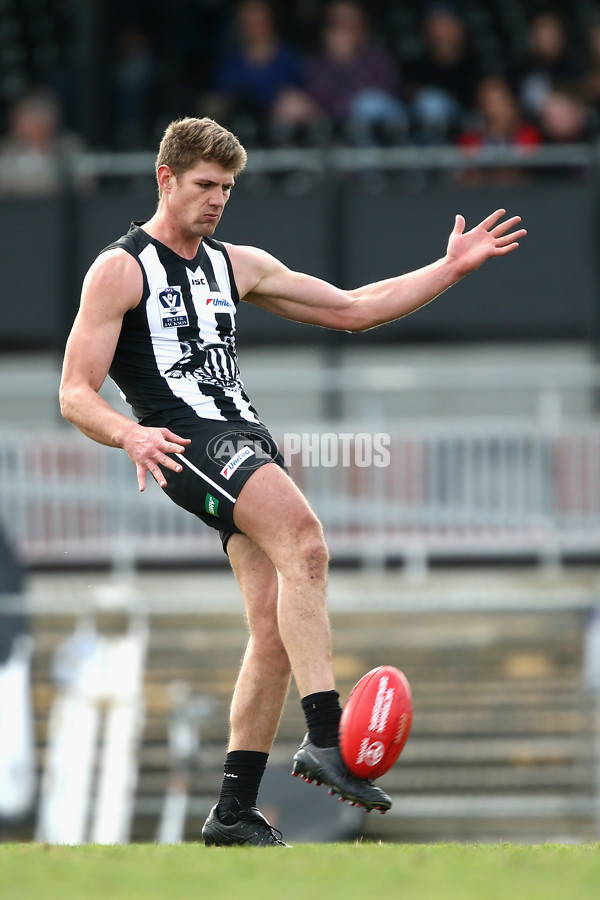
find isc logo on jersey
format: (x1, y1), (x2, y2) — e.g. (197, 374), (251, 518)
(220, 446), (255, 480)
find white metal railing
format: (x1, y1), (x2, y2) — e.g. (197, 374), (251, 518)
(1, 422), (600, 567)
(3, 354), (599, 425)
(240, 360), (600, 428)
(0, 142), (597, 182)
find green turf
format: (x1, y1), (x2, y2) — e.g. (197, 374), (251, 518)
(1, 842), (599, 900)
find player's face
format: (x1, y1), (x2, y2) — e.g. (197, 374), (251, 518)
(167, 160), (235, 238)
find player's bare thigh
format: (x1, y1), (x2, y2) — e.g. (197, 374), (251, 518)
(233, 462), (327, 566)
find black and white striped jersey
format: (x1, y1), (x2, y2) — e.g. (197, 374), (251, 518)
(105, 223), (260, 425)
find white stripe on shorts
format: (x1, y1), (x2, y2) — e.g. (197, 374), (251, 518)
(175, 452), (237, 504)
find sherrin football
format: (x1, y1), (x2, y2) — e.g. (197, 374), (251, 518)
(339, 666), (412, 779)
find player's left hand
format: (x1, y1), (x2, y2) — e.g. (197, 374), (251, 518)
(445, 209), (527, 278)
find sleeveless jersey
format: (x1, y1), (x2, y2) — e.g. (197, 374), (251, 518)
(105, 223), (260, 425)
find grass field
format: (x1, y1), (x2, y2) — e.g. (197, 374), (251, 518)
(1, 842), (599, 900)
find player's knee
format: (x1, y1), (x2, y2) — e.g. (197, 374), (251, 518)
(264, 508), (329, 576)
(295, 516), (329, 574)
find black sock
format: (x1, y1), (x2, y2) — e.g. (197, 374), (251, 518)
(301, 690), (342, 748)
(216, 750), (268, 823)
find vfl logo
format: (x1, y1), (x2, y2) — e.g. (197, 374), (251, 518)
(157, 286), (189, 328)
(158, 287), (182, 309)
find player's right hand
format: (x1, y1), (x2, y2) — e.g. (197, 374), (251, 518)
(122, 426), (191, 492)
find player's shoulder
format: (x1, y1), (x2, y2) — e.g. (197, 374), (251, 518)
(203, 235), (256, 263)
(82, 244), (143, 312)
(221, 241), (280, 269)
(88, 245), (141, 280)
(220, 242), (285, 299)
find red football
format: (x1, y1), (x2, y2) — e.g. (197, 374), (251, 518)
(339, 666), (413, 779)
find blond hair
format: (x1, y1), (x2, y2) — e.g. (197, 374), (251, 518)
(156, 117), (247, 191)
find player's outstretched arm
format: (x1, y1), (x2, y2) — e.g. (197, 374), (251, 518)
(59, 250), (191, 491)
(229, 209), (526, 332)
(444, 208), (525, 277)
(344, 208), (527, 329)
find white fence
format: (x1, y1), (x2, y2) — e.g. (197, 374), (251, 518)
(1, 421), (600, 568)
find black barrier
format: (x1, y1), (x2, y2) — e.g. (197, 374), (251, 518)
(1, 175), (598, 349)
(0, 529), (25, 665)
(340, 178), (599, 343)
(0, 199), (64, 349)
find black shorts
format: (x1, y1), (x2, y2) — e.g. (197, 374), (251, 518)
(156, 418), (286, 553)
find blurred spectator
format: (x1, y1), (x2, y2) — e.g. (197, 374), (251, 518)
(0, 87), (88, 196)
(208, 0), (306, 143)
(457, 76), (541, 185)
(406, 2), (480, 143)
(516, 7), (583, 122)
(305, 0), (407, 144)
(536, 86), (594, 180)
(112, 24), (156, 149)
(458, 77), (541, 150)
(539, 87), (593, 144)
